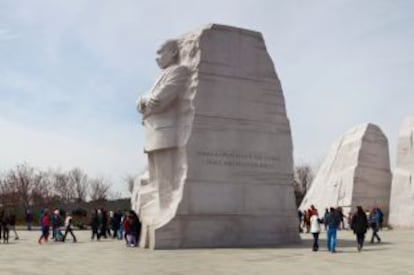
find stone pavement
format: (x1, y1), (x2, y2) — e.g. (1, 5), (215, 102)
(0, 229), (412, 275)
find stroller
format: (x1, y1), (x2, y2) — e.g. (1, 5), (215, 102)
(54, 227), (64, 242)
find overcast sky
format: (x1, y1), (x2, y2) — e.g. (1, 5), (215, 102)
(1, 0), (413, 194)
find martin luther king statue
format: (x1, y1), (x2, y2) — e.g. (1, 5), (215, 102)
(136, 39), (191, 248)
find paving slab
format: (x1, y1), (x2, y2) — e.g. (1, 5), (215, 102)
(0, 229), (411, 275)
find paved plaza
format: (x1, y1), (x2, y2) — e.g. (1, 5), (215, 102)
(0, 229), (412, 275)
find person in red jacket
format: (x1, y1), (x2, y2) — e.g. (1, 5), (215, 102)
(38, 208), (50, 244)
(123, 213), (129, 245)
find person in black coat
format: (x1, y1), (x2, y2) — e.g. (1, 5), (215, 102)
(9, 213), (19, 240)
(90, 209), (100, 241)
(1, 211), (10, 243)
(351, 206), (369, 251)
(0, 209), (4, 242)
(126, 210), (141, 247)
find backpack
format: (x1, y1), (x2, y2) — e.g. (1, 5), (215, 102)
(377, 209), (384, 223)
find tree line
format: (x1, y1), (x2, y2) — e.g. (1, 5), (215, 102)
(0, 163), (314, 209)
(293, 165), (315, 207)
(0, 163), (113, 208)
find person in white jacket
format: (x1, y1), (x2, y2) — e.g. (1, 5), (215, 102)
(310, 211), (321, 251)
(63, 213), (77, 243)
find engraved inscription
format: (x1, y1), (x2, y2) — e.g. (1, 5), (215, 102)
(197, 150), (279, 169)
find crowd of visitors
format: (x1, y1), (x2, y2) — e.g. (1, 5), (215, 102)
(35, 207), (142, 247)
(299, 205), (384, 252)
(0, 206), (141, 248)
(89, 208), (141, 247)
(0, 204), (386, 252)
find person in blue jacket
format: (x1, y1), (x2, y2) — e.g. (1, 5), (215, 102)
(325, 207), (341, 253)
(369, 208), (382, 243)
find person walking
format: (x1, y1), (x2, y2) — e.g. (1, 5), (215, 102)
(323, 208), (329, 231)
(119, 212), (126, 240)
(90, 209), (100, 241)
(0, 209), (4, 242)
(9, 213), (19, 240)
(51, 209), (61, 240)
(63, 213), (77, 243)
(9, 212), (19, 240)
(38, 209), (50, 244)
(351, 206), (369, 251)
(376, 207), (384, 230)
(337, 207), (345, 230)
(125, 213), (137, 247)
(310, 211), (321, 251)
(370, 208), (382, 243)
(325, 207), (341, 253)
(25, 209), (33, 231)
(297, 210), (304, 233)
(1, 212), (10, 243)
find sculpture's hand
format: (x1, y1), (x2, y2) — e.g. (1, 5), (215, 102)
(137, 96), (148, 113)
(147, 97), (161, 109)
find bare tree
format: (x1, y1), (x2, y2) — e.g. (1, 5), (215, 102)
(52, 171), (75, 203)
(68, 168), (89, 202)
(89, 178), (111, 201)
(31, 171), (55, 206)
(295, 165), (314, 194)
(293, 165), (315, 207)
(0, 174), (19, 207)
(124, 174), (136, 194)
(4, 164), (42, 207)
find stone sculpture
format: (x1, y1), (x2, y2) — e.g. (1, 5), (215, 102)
(134, 24), (299, 248)
(389, 117), (414, 228)
(136, 39), (191, 233)
(300, 123), (392, 221)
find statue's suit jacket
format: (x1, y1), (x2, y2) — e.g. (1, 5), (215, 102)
(141, 64), (191, 152)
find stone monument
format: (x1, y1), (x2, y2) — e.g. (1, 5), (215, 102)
(134, 24), (299, 248)
(389, 117), (414, 228)
(300, 123), (392, 219)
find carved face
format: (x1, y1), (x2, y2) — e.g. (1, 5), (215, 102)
(156, 42), (178, 69)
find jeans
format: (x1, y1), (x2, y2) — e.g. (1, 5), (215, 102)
(312, 233), (319, 251)
(327, 227), (337, 252)
(126, 234), (137, 247)
(118, 227), (124, 240)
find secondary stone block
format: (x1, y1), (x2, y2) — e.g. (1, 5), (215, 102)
(389, 117), (414, 228)
(300, 123), (392, 219)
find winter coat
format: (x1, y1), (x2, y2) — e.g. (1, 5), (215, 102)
(310, 215), (321, 233)
(42, 215), (50, 228)
(326, 211), (341, 229)
(351, 212), (368, 234)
